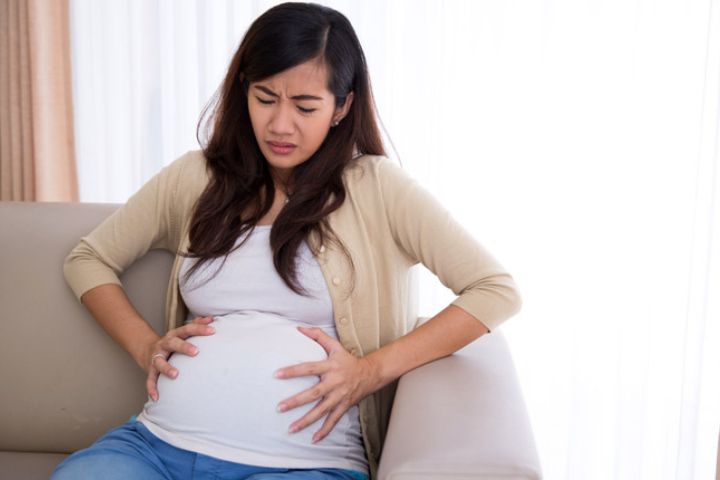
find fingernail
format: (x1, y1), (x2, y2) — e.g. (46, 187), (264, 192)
(277, 403), (286, 412)
(207, 327), (216, 333)
(191, 347), (198, 354)
(274, 370), (284, 378)
(312, 434), (320, 443)
(289, 425), (299, 433)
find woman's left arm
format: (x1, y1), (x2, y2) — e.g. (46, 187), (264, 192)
(362, 157), (523, 384)
(276, 158), (522, 442)
(375, 157), (523, 334)
(362, 303), (490, 394)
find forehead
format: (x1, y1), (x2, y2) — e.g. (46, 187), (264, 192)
(252, 59), (332, 97)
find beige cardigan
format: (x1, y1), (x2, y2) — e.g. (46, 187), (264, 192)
(63, 150), (522, 479)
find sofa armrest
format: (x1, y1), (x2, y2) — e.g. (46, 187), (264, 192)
(377, 327), (542, 480)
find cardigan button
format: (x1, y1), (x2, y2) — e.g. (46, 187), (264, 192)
(332, 277), (341, 286)
(339, 317), (348, 325)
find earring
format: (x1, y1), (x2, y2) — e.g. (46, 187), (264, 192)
(331, 120), (340, 127)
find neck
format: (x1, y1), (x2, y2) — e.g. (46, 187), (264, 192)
(270, 168), (293, 196)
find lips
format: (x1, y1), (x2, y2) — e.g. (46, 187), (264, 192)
(267, 141), (297, 155)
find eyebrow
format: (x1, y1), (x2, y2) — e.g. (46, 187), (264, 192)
(253, 85), (324, 101)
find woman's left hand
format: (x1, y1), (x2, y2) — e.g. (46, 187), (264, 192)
(274, 326), (379, 443)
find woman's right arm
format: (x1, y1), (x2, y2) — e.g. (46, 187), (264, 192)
(64, 151), (213, 399)
(79, 283), (162, 373)
(80, 283), (215, 401)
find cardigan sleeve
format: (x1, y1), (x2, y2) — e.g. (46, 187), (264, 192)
(376, 158), (522, 332)
(63, 153), (189, 303)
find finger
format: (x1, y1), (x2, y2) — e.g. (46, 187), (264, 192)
(164, 336), (199, 357)
(146, 368), (160, 402)
(297, 326), (339, 354)
(288, 394), (336, 434)
(279, 381), (328, 413)
(312, 404), (347, 443)
(275, 360), (329, 380)
(174, 322), (216, 339)
(191, 316), (214, 324)
(152, 355), (178, 379)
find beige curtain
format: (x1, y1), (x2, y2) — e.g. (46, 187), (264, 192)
(0, 0), (78, 202)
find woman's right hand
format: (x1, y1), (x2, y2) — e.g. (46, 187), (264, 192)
(144, 316), (216, 402)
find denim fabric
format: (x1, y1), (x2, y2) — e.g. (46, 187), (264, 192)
(51, 416), (369, 480)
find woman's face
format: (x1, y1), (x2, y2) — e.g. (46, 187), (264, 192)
(247, 58), (354, 186)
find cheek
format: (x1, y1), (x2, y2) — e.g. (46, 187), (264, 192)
(248, 101), (270, 127)
(247, 107), (262, 130)
(307, 122), (331, 145)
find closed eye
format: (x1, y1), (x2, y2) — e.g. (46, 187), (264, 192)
(255, 97), (316, 114)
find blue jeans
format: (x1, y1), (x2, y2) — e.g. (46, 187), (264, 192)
(51, 416), (369, 480)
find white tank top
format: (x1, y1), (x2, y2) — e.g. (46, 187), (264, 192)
(136, 224), (368, 473)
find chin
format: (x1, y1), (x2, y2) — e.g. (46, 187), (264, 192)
(265, 151), (308, 170)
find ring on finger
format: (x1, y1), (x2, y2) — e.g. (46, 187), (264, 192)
(151, 353), (166, 365)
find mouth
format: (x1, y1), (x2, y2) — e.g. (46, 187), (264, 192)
(267, 141), (297, 155)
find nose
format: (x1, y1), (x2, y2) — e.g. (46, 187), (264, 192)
(268, 102), (295, 136)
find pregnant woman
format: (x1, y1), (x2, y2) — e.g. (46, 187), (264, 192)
(52, 2), (522, 479)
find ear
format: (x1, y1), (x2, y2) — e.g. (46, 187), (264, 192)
(332, 91), (354, 124)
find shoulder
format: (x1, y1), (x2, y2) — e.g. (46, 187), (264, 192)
(165, 149), (212, 200)
(146, 149), (211, 226)
(342, 154), (407, 189)
(167, 149), (211, 185)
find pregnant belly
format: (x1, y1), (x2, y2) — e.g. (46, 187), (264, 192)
(140, 313), (340, 450)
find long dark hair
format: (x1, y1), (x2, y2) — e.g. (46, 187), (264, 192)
(181, 2), (386, 296)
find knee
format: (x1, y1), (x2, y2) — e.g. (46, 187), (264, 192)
(51, 453), (103, 480)
(51, 451), (165, 480)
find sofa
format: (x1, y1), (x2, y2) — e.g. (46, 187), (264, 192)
(0, 201), (542, 480)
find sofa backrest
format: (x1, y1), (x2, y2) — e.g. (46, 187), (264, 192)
(0, 201), (173, 453)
